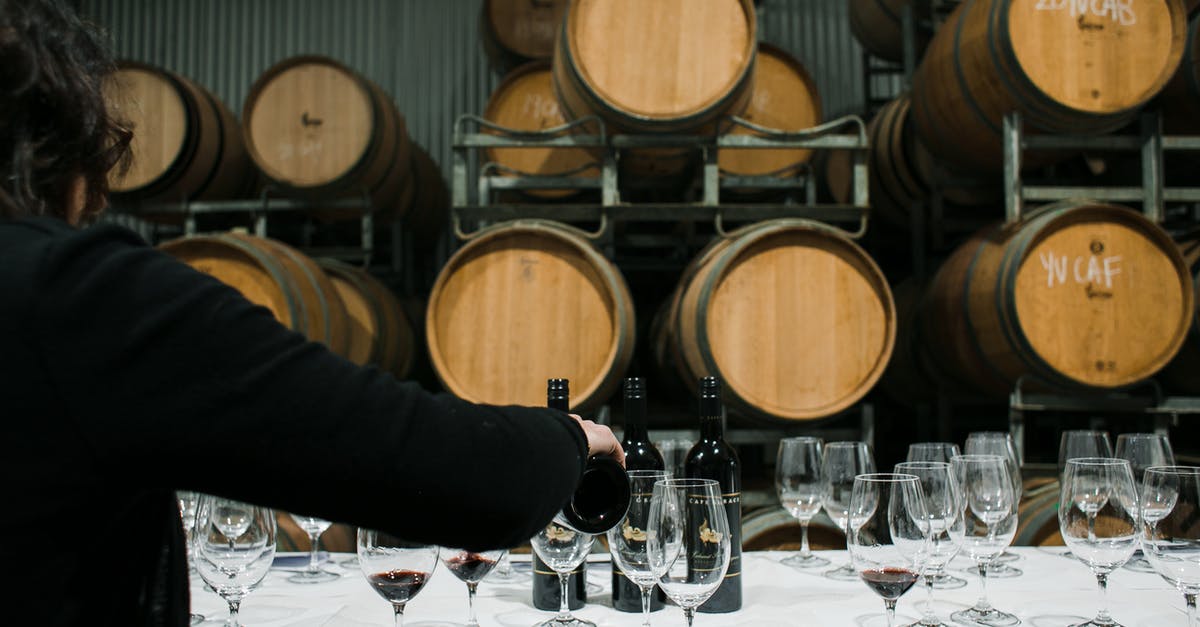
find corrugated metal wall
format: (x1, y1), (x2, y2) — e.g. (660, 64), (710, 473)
(79, 0), (897, 179)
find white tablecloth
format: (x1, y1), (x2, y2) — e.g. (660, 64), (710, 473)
(189, 548), (1188, 626)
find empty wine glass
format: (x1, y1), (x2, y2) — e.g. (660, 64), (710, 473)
(193, 496), (276, 627)
(358, 529), (439, 627)
(822, 441), (875, 581)
(776, 437), (829, 568)
(1060, 431), (1114, 478)
(965, 431), (1023, 576)
(1059, 458), (1139, 626)
(647, 478), (730, 627)
(897, 461), (966, 626)
(848, 473), (931, 627)
(1140, 466), (1200, 627)
(530, 521), (595, 627)
(907, 443), (961, 464)
(176, 491), (204, 626)
(608, 469), (671, 627)
(442, 548), (505, 627)
(1117, 433), (1174, 572)
(288, 513), (340, 583)
(656, 438), (693, 480)
(951, 454), (1020, 626)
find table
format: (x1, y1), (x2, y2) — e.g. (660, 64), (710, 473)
(189, 548), (1189, 626)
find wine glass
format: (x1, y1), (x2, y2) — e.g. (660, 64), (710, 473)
(176, 491), (204, 626)
(848, 473), (931, 627)
(1059, 458), (1139, 626)
(656, 438), (693, 480)
(1140, 466), (1200, 627)
(1060, 430), (1114, 478)
(442, 548), (505, 627)
(822, 441), (875, 580)
(647, 478), (731, 627)
(907, 443), (961, 464)
(358, 529), (439, 627)
(896, 461), (966, 626)
(776, 437), (830, 568)
(530, 521), (595, 627)
(965, 431), (1023, 575)
(193, 496), (276, 627)
(288, 513), (340, 583)
(607, 469), (671, 627)
(950, 454), (1020, 626)
(1116, 433), (1174, 572)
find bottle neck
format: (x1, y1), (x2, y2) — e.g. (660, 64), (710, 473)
(699, 409), (724, 442)
(623, 395), (650, 441)
(548, 396), (569, 413)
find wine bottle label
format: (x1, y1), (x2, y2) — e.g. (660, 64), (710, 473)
(695, 492), (742, 613)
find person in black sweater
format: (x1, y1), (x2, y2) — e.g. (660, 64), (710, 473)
(0, 1), (623, 625)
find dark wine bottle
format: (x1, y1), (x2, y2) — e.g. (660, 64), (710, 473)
(613, 377), (666, 613)
(533, 378), (586, 611)
(684, 376), (742, 613)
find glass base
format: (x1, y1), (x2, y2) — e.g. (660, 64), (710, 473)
(782, 552), (830, 569)
(984, 563), (1022, 579)
(1068, 621), (1123, 627)
(337, 555), (359, 569)
(287, 569), (341, 584)
(189, 613), (204, 626)
(1122, 557), (1155, 574)
(824, 562), (861, 581)
(950, 606), (1021, 626)
(901, 618), (951, 627)
(926, 572), (968, 590)
(534, 617), (597, 627)
(994, 550), (1020, 564)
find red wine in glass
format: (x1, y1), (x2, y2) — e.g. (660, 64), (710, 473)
(445, 552), (499, 583)
(367, 570), (431, 604)
(860, 567), (919, 600)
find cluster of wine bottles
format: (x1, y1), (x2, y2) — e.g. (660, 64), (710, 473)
(533, 375), (743, 614)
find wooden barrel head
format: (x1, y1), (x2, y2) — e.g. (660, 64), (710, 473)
(1010, 208), (1193, 387)
(1007, 0), (1184, 114)
(718, 44), (822, 176)
(485, 0), (567, 59)
(159, 236), (300, 331)
(483, 62), (597, 193)
(565, 0), (754, 119)
(105, 67), (188, 192)
(427, 222), (634, 410)
(324, 269), (380, 367)
(685, 222), (896, 420)
(244, 59), (374, 187)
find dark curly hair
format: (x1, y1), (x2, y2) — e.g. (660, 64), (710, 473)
(0, 0), (131, 220)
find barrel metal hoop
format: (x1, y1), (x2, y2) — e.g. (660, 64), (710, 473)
(212, 234), (304, 334)
(959, 225), (1020, 392)
(950, 0), (1002, 139)
(271, 240), (330, 346)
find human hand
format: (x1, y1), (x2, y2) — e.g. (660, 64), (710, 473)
(569, 414), (625, 467)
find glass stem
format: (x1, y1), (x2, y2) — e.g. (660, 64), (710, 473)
(684, 606), (696, 627)
(1087, 512), (1098, 543)
(556, 571), (573, 620)
(307, 531), (322, 573)
(226, 600), (240, 627)
(800, 520), (812, 558)
(1094, 571), (1113, 624)
(466, 582), (479, 626)
(885, 598), (897, 627)
(392, 602), (406, 627)
(640, 584), (653, 627)
(923, 573), (937, 621)
(974, 560), (993, 612)
(1185, 592), (1197, 627)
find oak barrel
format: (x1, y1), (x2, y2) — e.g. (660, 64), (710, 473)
(243, 56), (412, 218)
(159, 233), (351, 357)
(426, 220), (635, 412)
(482, 0), (568, 64)
(317, 259), (415, 380)
(878, 277), (942, 406)
(718, 44), (822, 178)
(399, 145), (448, 240)
(1014, 477), (1065, 546)
(741, 506), (845, 551)
(105, 63), (253, 207)
(923, 201), (1194, 397)
(1162, 234), (1200, 393)
(483, 61), (598, 199)
(551, 0), (757, 135)
(654, 219), (896, 422)
(911, 0), (1187, 173)
(849, 0), (931, 63)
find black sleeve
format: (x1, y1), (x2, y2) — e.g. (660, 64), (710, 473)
(30, 225), (586, 551)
